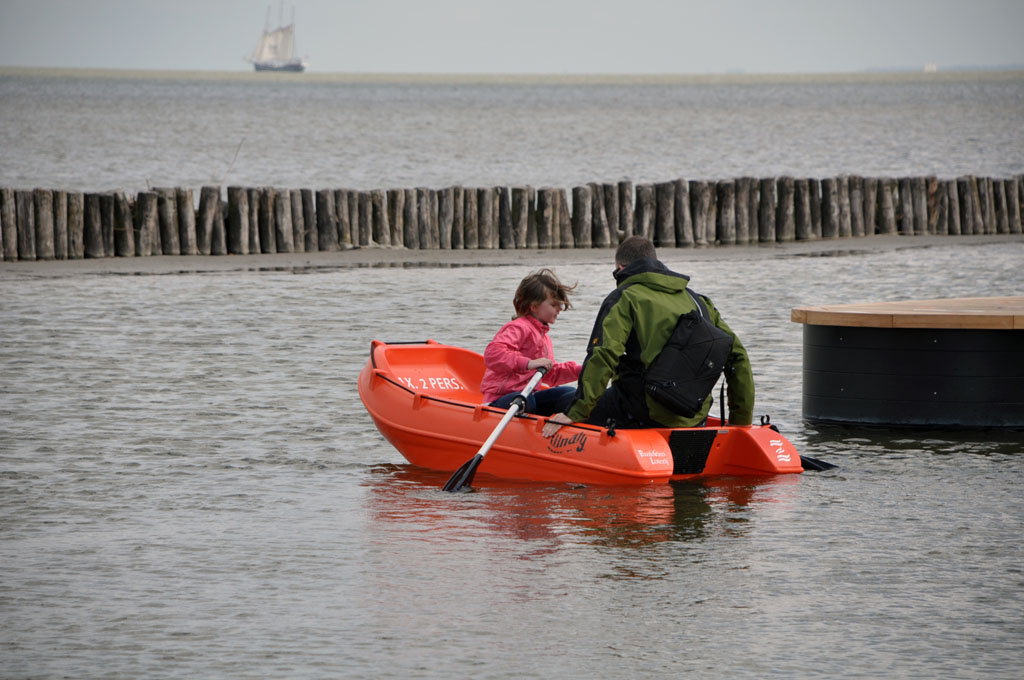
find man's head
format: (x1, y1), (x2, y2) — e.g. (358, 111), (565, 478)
(615, 235), (657, 268)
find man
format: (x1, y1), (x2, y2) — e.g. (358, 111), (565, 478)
(542, 236), (754, 437)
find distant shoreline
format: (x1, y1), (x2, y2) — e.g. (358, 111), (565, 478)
(2, 234), (1020, 279)
(3, 66), (1023, 85)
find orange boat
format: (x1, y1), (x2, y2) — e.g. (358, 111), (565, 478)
(358, 339), (808, 485)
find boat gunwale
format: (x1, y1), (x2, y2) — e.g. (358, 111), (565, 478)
(364, 367), (677, 481)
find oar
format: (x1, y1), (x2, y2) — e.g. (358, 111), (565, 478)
(442, 367), (547, 492)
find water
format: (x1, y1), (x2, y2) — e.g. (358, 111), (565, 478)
(1, 70), (1022, 193)
(2, 71), (1024, 678)
(2, 241), (1022, 678)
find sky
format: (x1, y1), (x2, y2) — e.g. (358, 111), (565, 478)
(1, 0), (1023, 75)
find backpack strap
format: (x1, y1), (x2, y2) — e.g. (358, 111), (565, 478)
(687, 288), (710, 320)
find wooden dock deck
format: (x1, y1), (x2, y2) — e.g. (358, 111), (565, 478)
(791, 296), (1024, 329)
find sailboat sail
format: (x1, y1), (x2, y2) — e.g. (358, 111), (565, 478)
(247, 12), (306, 72)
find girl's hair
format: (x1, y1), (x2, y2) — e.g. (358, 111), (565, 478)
(513, 268), (576, 318)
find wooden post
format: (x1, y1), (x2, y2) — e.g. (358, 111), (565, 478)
(100, 193), (116, 256)
(259, 187), (277, 253)
(849, 175), (865, 237)
(602, 183), (619, 245)
(315, 189), (337, 251)
(634, 183), (655, 242)
(673, 178), (693, 247)
(1005, 178), (1021, 235)
(1016, 176), (1024, 234)
(134, 191), (156, 257)
(417, 188), (437, 249)
(685, 181), (705, 246)
(32, 189), (55, 260)
(862, 178), (878, 235)
(654, 181), (675, 247)
(298, 189), (315, 252)
(274, 188), (294, 253)
(83, 192), (104, 258)
(465, 187), (481, 248)
(345, 192), (358, 247)
(617, 181), (634, 241)
(934, 179), (949, 235)
(16, 190), (36, 260)
(871, 179), (890, 235)
(733, 177), (750, 245)
(572, 185), (592, 248)
(330, 189), (347, 248)
(430, 188), (442, 248)
(795, 179), (813, 241)
(896, 177), (912, 235)
(227, 186), (249, 254)
(0, 188), (15, 260)
(820, 178), (839, 239)
(745, 177), (760, 242)
(176, 188), (197, 255)
(555, 188), (570, 248)
(993, 179), (1009, 234)
(67, 192), (84, 259)
(355, 191), (369, 246)
(983, 177), (997, 234)
(290, 190), (305, 253)
(945, 180), (961, 235)
(246, 188), (261, 254)
(51, 190), (67, 259)
(911, 177), (928, 235)
(113, 191), (135, 257)
(371, 189), (390, 246)
(434, 186), (451, 249)
(926, 176), (941, 234)
(757, 178), (776, 243)
(773, 177), (793, 243)
(402, 187), (419, 249)
(387, 189), (405, 248)
(535, 188), (555, 248)
(511, 187), (530, 249)
(590, 182), (610, 248)
(496, 186), (512, 249)
(712, 180), (733, 245)
(837, 176), (852, 238)
(451, 186), (464, 249)
(807, 179), (821, 238)
(956, 177), (974, 235)
(476, 187), (494, 249)
(971, 177), (986, 235)
(198, 186), (225, 255)
(334, 189), (350, 247)
(550, 189), (562, 248)
(155, 188), (180, 255)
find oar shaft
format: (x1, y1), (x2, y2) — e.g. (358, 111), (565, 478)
(442, 367), (547, 492)
(473, 369), (546, 458)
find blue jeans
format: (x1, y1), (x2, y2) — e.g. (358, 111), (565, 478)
(490, 385), (576, 417)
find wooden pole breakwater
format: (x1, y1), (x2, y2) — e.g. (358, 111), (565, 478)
(1, 175), (1021, 262)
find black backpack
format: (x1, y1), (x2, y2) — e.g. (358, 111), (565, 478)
(643, 290), (734, 418)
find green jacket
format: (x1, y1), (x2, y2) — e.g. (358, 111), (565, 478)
(566, 258), (755, 427)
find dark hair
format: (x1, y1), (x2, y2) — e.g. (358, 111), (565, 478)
(513, 268), (576, 318)
(615, 235), (657, 266)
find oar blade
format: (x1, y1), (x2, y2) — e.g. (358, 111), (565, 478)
(800, 455), (837, 471)
(442, 454), (483, 492)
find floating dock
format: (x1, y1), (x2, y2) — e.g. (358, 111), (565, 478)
(792, 297), (1024, 428)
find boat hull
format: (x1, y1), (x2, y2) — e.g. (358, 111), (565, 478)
(253, 60), (306, 72)
(358, 340), (804, 485)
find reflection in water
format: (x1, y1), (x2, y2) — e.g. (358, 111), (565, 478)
(364, 464), (802, 552)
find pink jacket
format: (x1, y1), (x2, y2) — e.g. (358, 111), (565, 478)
(480, 315), (582, 403)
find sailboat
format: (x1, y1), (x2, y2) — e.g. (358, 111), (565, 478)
(247, 4), (307, 73)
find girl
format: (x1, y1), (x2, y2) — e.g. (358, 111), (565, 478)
(480, 269), (582, 416)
